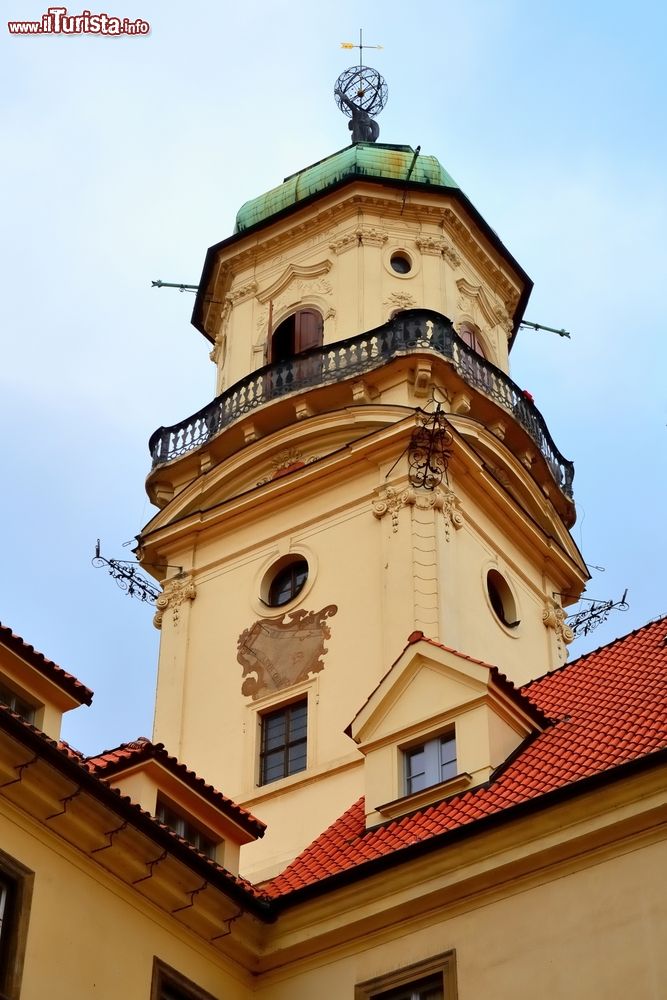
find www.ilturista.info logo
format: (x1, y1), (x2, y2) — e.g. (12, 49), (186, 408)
(8, 7), (150, 34)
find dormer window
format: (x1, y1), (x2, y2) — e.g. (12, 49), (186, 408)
(0, 681), (36, 725)
(404, 732), (456, 795)
(155, 799), (218, 858)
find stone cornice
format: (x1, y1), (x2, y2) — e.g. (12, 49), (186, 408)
(205, 190), (522, 314)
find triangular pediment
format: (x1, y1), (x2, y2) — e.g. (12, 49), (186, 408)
(350, 634), (547, 752)
(350, 638), (497, 749)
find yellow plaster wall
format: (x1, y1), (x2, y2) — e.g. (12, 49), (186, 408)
(254, 836), (667, 1000)
(147, 176), (579, 877)
(0, 805), (251, 1000)
(213, 187), (515, 395)
(151, 436), (575, 876)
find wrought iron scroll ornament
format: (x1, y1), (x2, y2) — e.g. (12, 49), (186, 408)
(561, 589), (629, 639)
(408, 403), (453, 491)
(92, 540), (161, 606)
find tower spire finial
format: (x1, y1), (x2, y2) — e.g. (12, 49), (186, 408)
(336, 30), (387, 144)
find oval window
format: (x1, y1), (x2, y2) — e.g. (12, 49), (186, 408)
(487, 570), (519, 628)
(267, 559), (308, 607)
(390, 252), (412, 275)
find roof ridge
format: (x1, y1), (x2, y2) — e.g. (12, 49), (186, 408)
(0, 621), (93, 704)
(87, 735), (266, 836)
(0, 705), (271, 910)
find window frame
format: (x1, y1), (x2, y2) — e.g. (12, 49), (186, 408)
(269, 308), (323, 363)
(404, 731), (457, 796)
(0, 848), (33, 1000)
(0, 681), (37, 726)
(267, 558), (308, 608)
(355, 951), (457, 1000)
(457, 321), (487, 358)
(154, 798), (219, 859)
(258, 698), (308, 786)
(151, 959), (219, 1000)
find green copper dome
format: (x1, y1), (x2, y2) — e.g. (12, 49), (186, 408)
(234, 143), (459, 234)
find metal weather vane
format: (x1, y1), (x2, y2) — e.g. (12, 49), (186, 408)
(336, 29), (387, 143)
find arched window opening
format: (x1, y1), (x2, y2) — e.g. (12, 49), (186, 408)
(269, 309), (323, 363)
(458, 322), (487, 359)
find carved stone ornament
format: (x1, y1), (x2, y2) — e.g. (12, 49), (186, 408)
(384, 291), (417, 312)
(373, 485), (464, 538)
(226, 280), (258, 305)
(433, 486), (465, 540)
(494, 304), (514, 337)
(257, 261), (333, 304)
(415, 236), (461, 267)
(442, 208), (520, 310)
(329, 231), (358, 254)
(153, 574), (197, 630)
(358, 227), (389, 247)
(255, 305), (270, 335)
(256, 448), (320, 486)
(543, 599), (575, 646)
(295, 277), (333, 297)
(209, 332), (226, 366)
(372, 486), (417, 531)
(237, 605), (338, 699)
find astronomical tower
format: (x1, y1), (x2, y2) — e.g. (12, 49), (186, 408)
(138, 63), (588, 881)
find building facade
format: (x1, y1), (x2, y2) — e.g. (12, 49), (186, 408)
(0, 132), (665, 1000)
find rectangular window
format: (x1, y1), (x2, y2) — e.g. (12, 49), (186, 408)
(155, 799), (218, 859)
(259, 699), (307, 785)
(151, 959), (218, 1000)
(375, 974), (443, 1000)
(0, 850), (33, 1000)
(355, 952), (456, 1000)
(0, 682), (36, 725)
(405, 733), (456, 795)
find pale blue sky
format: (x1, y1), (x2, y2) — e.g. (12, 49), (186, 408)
(1, 1), (665, 754)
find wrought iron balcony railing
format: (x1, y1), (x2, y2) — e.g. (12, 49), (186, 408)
(149, 310), (574, 498)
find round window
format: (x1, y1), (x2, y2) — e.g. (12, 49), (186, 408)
(487, 570), (519, 628)
(267, 559), (308, 607)
(390, 252), (412, 275)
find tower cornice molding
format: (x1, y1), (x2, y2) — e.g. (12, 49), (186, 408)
(203, 188), (523, 319)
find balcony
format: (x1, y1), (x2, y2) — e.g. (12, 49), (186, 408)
(148, 310), (574, 499)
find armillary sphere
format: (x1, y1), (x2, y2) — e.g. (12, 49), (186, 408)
(334, 65), (388, 118)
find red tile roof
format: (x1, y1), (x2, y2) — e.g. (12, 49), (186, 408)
(87, 737), (266, 838)
(0, 622), (93, 705)
(0, 705), (270, 913)
(265, 617), (667, 900)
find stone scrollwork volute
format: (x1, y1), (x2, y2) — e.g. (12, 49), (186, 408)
(542, 599), (575, 648)
(431, 486), (465, 540)
(153, 574), (197, 630)
(372, 486), (417, 532)
(372, 485), (464, 537)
